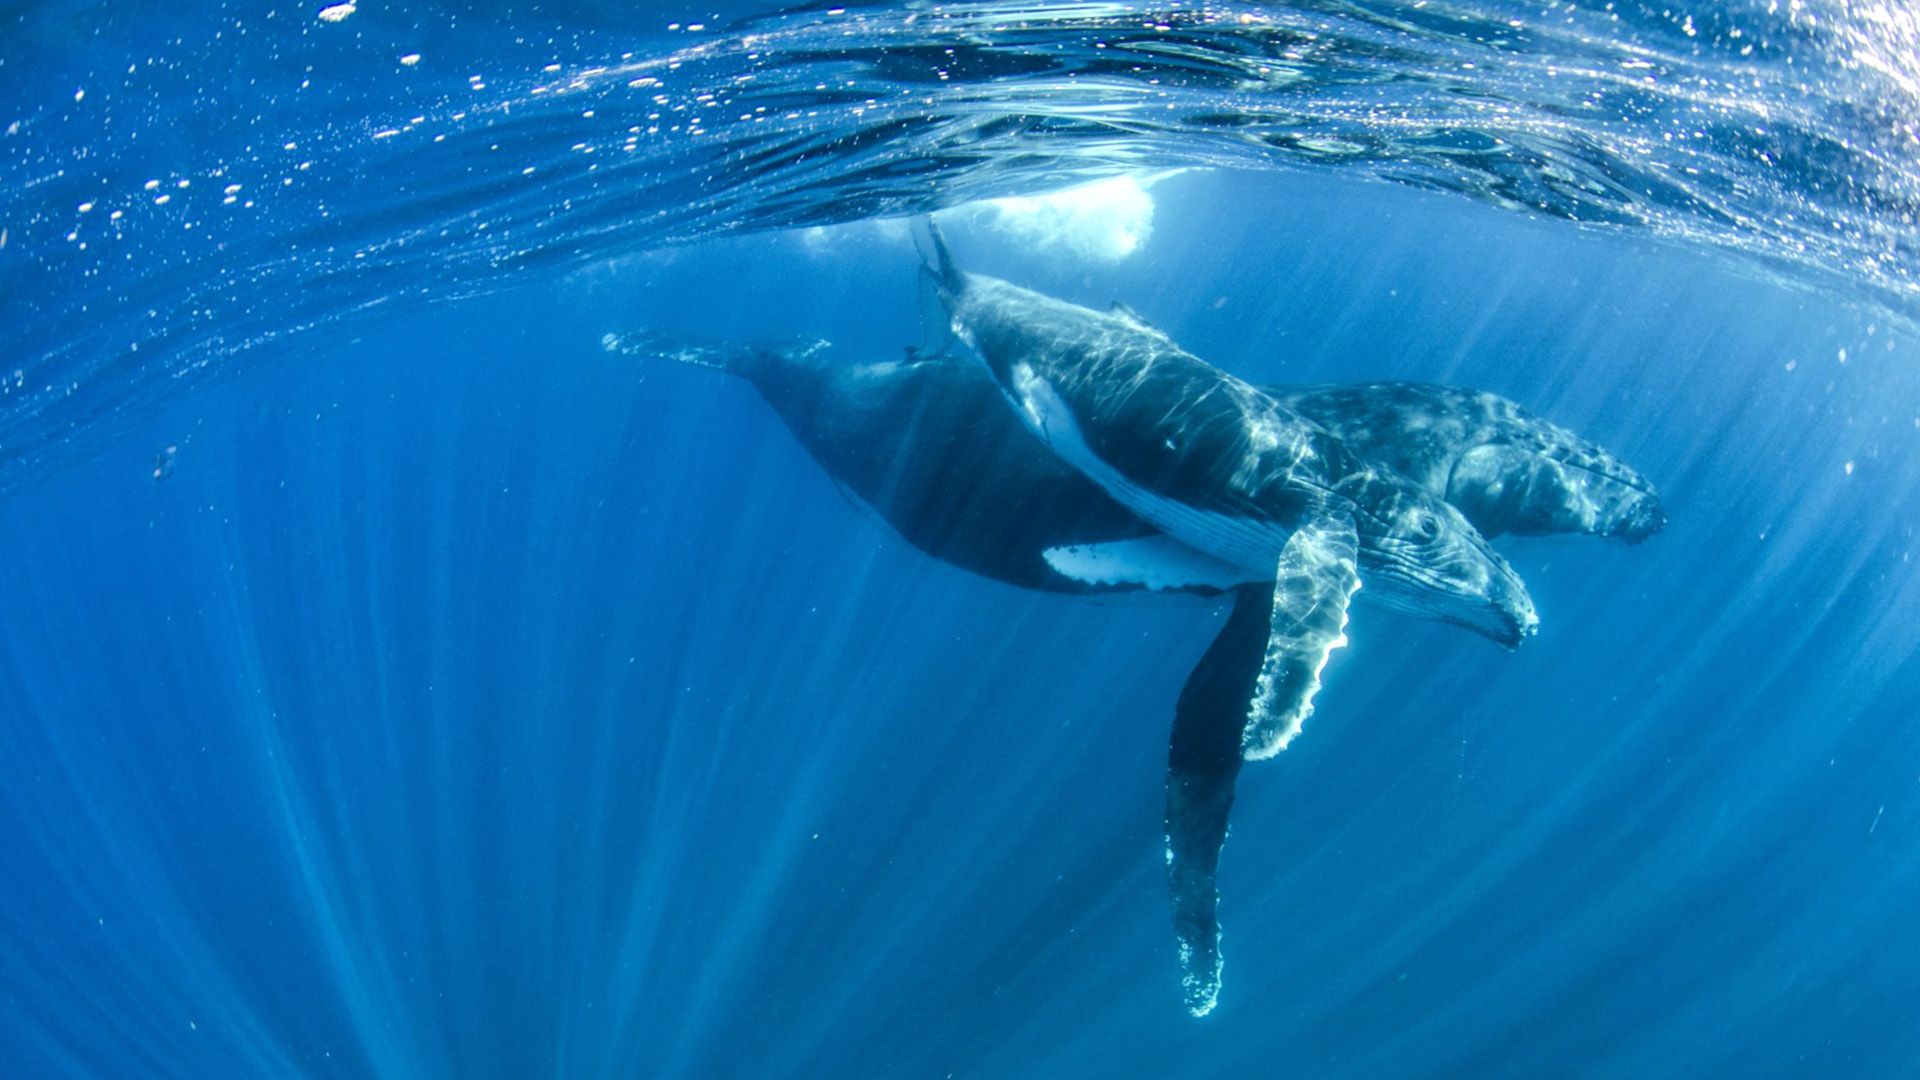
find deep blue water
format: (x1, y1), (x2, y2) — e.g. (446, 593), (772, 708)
(5, 3), (1920, 1078)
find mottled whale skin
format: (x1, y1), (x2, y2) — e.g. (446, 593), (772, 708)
(602, 332), (1237, 596)
(607, 278), (1661, 1018)
(922, 226), (1546, 1018)
(1275, 382), (1665, 544)
(603, 334), (1664, 574)
(922, 236), (1539, 647)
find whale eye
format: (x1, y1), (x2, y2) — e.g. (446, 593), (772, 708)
(1414, 511), (1442, 542)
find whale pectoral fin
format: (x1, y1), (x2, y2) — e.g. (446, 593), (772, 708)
(1166, 585), (1270, 1018)
(1166, 523), (1358, 1018)
(1242, 515), (1360, 761)
(1043, 536), (1260, 593)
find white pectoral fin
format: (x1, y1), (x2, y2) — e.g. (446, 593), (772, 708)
(1242, 515), (1361, 760)
(1009, 364), (1285, 572)
(1043, 536), (1262, 592)
(1010, 361), (1067, 438)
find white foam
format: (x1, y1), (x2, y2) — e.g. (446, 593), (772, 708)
(944, 172), (1181, 263)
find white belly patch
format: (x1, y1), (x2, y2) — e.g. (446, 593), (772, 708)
(1042, 536), (1263, 592)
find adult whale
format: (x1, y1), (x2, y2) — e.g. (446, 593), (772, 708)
(605, 308), (1660, 1015)
(923, 226), (1546, 1015)
(1274, 382), (1664, 543)
(600, 333), (1664, 587)
(602, 332), (1243, 596)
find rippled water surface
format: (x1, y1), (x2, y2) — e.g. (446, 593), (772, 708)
(5, 0), (1919, 484)
(2, 2), (1918, 1077)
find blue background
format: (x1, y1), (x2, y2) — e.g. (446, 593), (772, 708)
(2, 170), (1917, 1077)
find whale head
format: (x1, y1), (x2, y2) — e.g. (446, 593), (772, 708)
(1350, 477), (1538, 648)
(1275, 384), (1665, 547)
(1446, 442), (1665, 545)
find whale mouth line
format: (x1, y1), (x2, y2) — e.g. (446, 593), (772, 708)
(1447, 604), (1536, 649)
(1505, 609), (1542, 648)
(1354, 567), (1534, 649)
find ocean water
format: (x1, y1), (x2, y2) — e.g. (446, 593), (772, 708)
(3, 3), (1919, 1078)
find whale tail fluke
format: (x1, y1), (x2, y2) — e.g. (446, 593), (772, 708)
(913, 217), (966, 302)
(911, 217), (966, 359)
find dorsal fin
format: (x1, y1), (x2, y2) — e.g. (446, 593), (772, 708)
(1108, 301), (1171, 340)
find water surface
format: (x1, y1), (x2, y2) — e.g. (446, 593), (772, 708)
(2, 3), (1918, 1077)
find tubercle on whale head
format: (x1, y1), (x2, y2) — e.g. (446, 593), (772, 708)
(1606, 491), (1668, 544)
(1337, 454), (1531, 643)
(1355, 542), (1537, 649)
(1493, 575), (1541, 649)
(1472, 530), (1538, 649)
(1448, 552), (1537, 650)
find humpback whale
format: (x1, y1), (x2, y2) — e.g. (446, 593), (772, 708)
(602, 332), (1246, 595)
(606, 287), (1660, 1017)
(1274, 383), (1664, 544)
(602, 334), (1664, 563)
(922, 227), (1542, 1015)
(920, 230), (1538, 648)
